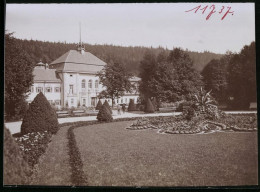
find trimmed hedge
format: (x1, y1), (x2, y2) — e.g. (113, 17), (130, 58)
(128, 99), (136, 111)
(104, 100), (112, 114)
(21, 92), (59, 134)
(97, 104), (113, 122)
(144, 98), (155, 113)
(4, 126), (31, 185)
(95, 100), (103, 111)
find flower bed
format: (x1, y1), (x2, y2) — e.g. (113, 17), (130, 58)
(126, 114), (257, 135)
(14, 131), (52, 167)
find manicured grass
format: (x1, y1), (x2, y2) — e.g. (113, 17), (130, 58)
(74, 121), (258, 186)
(30, 126), (72, 186)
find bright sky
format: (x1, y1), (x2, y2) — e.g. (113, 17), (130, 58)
(6, 3), (255, 54)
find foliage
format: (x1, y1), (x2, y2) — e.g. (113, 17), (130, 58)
(95, 100), (103, 110)
(144, 98), (155, 113)
(5, 32), (34, 120)
(103, 100), (112, 114)
(128, 99), (136, 111)
(97, 104), (113, 122)
(97, 62), (133, 107)
(227, 42), (256, 109)
(14, 131), (52, 167)
(21, 92), (59, 134)
(201, 56), (230, 103)
(139, 48), (203, 103)
(151, 97), (160, 111)
(4, 126), (31, 185)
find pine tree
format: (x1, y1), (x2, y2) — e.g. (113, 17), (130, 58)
(95, 100), (103, 110)
(128, 99), (136, 111)
(97, 104), (113, 122)
(144, 98), (155, 113)
(21, 92), (59, 134)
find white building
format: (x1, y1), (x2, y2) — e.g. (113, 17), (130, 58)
(27, 45), (140, 108)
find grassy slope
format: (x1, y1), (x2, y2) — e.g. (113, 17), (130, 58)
(74, 121), (258, 186)
(30, 126), (72, 186)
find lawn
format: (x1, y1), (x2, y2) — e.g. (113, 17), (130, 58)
(74, 121), (258, 186)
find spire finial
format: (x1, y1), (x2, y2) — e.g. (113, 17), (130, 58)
(77, 22), (85, 54)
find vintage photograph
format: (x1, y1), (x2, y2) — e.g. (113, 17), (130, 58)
(4, 3), (257, 186)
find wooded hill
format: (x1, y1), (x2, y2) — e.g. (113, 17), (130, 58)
(14, 38), (223, 75)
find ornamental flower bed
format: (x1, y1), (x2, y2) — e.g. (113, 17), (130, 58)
(14, 131), (52, 167)
(126, 114), (257, 135)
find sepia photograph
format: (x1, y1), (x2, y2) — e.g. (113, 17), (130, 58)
(3, 2), (257, 187)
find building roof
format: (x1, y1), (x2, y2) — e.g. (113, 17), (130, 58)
(49, 50), (106, 73)
(33, 68), (61, 82)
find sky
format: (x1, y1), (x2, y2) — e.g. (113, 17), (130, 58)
(5, 3), (255, 54)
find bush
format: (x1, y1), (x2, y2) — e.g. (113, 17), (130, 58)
(139, 105), (145, 111)
(144, 98), (155, 113)
(21, 92), (59, 134)
(103, 100), (112, 114)
(152, 97), (160, 111)
(97, 104), (113, 122)
(128, 99), (136, 111)
(4, 126), (31, 185)
(95, 100), (103, 110)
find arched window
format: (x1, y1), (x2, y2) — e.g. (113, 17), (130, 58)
(82, 79), (86, 89)
(95, 80), (99, 88)
(88, 79), (92, 88)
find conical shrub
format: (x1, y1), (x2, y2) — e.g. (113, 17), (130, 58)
(21, 92), (59, 134)
(103, 100), (112, 114)
(95, 100), (103, 110)
(97, 104), (113, 122)
(4, 126), (30, 185)
(144, 98), (155, 113)
(128, 99), (136, 111)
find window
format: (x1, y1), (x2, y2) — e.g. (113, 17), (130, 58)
(125, 98), (128, 103)
(55, 87), (60, 92)
(95, 80), (99, 88)
(117, 99), (119, 103)
(55, 100), (61, 105)
(69, 85), (74, 94)
(71, 98), (74, 105)
(46, 87), (52, 93)
(31, 86), (34, 93)
(88, 80), (92, 88)
(83, 99), (86, 106)
(82, 79), (86, 89)
(36, 87), (43, 93)
(121, 98), (123, 103)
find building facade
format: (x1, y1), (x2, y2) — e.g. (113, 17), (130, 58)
(27, 45), (140, 108)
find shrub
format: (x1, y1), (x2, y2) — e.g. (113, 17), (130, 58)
(103, 100), (112, 114)
(152, 98), (159, 111)
(128, 99), (136, 111)
(144, 98), (155, 113)
(95, 100), (103, 110)
(139, 105), (145, 111)
(97, 104), (113, 122)
(21, 92), (59, 134)
(4, 126), (31, 185)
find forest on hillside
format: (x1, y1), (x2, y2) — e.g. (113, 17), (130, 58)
(13, 38), (223, 75)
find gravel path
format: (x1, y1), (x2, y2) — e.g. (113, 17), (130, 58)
(30, 126), (72, 186)
(4, 111), (257, 134)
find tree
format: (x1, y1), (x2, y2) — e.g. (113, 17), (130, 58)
(21, 92), (59, 134)
(97, 104), (113, 122)
(97, 61), (133, 107)
(139, 48), (203, 103)
(5, 32), (34, 119)
(144, 98), (155, 113)
(128, 99), (136, 111)
(95, 100), (103, 110)
(103, 100), (112, 114)
(202, 58), (228, 104)
(227, 42), (256, 109)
